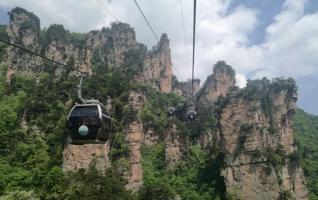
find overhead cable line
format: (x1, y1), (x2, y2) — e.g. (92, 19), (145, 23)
(132, 0), (159, 42)
(191, 0), (197, 99)
(132, 0), (183, 81)
(96, 0), (119, 21)
(0, 39), (86, 74)
(179, 0), (188, 49)
(178, 0), (191, 82)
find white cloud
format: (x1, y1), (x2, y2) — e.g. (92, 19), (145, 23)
(176, 0), (260, 81)
(0, 0), (115, 31)
(235, 73), (247, 88)
(255, 0), (318, 78)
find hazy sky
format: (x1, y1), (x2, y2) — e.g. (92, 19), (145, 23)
(0, 0), (317, 114)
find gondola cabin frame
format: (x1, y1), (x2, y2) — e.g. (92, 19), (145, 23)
(66, 103), (112, 145)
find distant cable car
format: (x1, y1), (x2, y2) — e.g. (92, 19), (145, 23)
(186, 107), (197, 121)
(167, 107), (176, 116)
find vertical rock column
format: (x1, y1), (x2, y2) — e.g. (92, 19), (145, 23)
(125, 91), (145, 191)
(6, 7), (41, 82)
(269, 89), (308, 200)
(144, 34), (173, 93)
(196, 61), (236, 105)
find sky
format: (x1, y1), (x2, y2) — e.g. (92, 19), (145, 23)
(0, 0), (317, 115)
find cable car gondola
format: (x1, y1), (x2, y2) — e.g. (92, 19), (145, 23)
(167, 106), (176, 116)
(186, 107), (197, 121)
(66, 103), (112, 144)
(66, 75), (112, 145)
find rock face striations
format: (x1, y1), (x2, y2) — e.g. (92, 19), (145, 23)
(124, 91), (145, 191)
(6, 7), (42, 80)
(3, 7), (308, 199)
(218, 78), (308, 199)
(5, 7), (173, 93)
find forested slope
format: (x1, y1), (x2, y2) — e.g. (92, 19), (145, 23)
(294, 109), (318, 199)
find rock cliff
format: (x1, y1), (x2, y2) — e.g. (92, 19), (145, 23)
(6, 7), (42, 79)
(5, 7), (173, 93)
(219, 78), (308, 199)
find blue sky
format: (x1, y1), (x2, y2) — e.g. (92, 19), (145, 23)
(228, 0), (318, 114)
(229, 0), (284, 44)
(0, 0), (318, 115)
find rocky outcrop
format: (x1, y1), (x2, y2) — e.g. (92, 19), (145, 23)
(84, 23), (143, 74)
(219, 78), (308, 199)
(196, 61), (236, 106)
(62, 143), (111, 172)
(144, 34), (173, 93)
(6, 7), (42, 77)
(44, 24), (91, 75)
(8, 7), (40, 47)
(5, 7), (174, 93)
